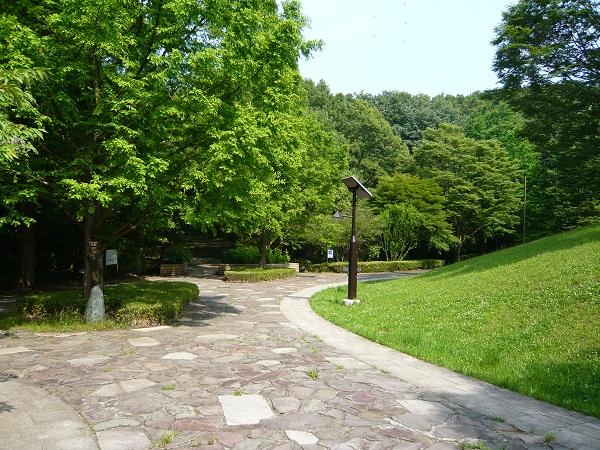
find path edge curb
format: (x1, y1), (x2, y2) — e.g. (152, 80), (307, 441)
(281, 276), (600, 450)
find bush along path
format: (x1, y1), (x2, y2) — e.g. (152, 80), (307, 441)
(1, 271), (598, 449)
(1, 281), (199, 332)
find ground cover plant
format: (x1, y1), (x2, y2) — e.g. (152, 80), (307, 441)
(310, 225), (600, 417)
(1, 281), (199, 331)
(224, 267), (296, 282)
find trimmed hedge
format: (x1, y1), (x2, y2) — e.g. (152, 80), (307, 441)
(308, 259), (444, 273)
(16, 281), (199, 327)
(224, 267), (296, 282)
(223, 245), (290, 264)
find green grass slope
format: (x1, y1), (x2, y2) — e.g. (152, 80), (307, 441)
(311, 224), (600, 417)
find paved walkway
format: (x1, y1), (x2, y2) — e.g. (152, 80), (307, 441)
(1, 272), (599, 450)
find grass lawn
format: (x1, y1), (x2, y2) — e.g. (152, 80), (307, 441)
(311, 224), (600, 417)
(0, 280), (199, 332)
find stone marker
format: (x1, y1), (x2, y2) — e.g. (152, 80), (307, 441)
(219, 394), (274, 425)
(84, 285), (104, 323)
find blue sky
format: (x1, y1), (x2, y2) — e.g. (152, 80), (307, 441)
(298, 0), (516, 96)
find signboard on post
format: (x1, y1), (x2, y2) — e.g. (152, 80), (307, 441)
(327, 249), (334, 260)
(105, 249), (118, 266)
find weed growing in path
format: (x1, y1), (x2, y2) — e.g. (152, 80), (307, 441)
(306, 369), (319, 380)
(459, 441), (492, 450)
(155, 431), (177, 448)
(487, 414), (505, 423)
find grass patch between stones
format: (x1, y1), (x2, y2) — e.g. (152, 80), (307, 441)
(310, 225), (600, 418)
(0, 280), (199, 331)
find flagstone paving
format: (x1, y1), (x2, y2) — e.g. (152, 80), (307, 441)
(1, 271), (599, 449)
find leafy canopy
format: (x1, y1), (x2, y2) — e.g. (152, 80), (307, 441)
(413, 124), (521, 257)
(373, 173), (454, 252)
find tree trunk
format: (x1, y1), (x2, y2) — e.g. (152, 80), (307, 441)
(83, 208), (104, 299)
(15, 224), (35, 293)
(259, 230), (268, 269)
(455, 238), (463, 262)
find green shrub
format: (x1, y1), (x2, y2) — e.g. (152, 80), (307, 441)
(16, 281), (199, 327)
(17, 290), (85, 319)
(106, 281), (198, 326)
(267, 248), (290, 264)
(223, 245), (290, 264)
(308, 259), (444, 273)
(223, 245), (260, 264)
(224, 267), (296, 282)
(162, 244), (192, 264)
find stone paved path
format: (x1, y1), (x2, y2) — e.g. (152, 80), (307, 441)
(1, 272), (599, 450)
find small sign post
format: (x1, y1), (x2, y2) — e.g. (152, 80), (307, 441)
(105, 249), (118, 266)
(327, 249), (334, 262)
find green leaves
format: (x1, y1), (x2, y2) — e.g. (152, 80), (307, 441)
(493, 0), (600, 88)
(0, 67), (46, 165)
(413, 124), (521, 257)
(493, 0), (600, 233)
(380, 203), (423, 261)
(373, 173), (455, 252)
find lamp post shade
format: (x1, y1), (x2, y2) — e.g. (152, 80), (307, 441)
(342, 176), (373, 199)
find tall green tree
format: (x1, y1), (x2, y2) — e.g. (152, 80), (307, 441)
(363, 91), (479, 149)
(493, 0), (600, 232)
(373, 173), (455, 253)
(0, 15), (49, 291)
(337, 98), (410, 186)
(379, 203), (423, 261)
(305, 80), (410, 186)
(464, 99), (538, 176)
(413, 125), (521, 260)
(5, 0), (319, 295)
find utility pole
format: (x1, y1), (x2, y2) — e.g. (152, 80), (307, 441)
(523, 176), (527, 243)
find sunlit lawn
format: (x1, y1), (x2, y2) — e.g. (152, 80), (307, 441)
(311, 225), (600, 417)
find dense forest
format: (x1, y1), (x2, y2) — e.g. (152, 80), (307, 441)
(1, 0), (598, 292)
